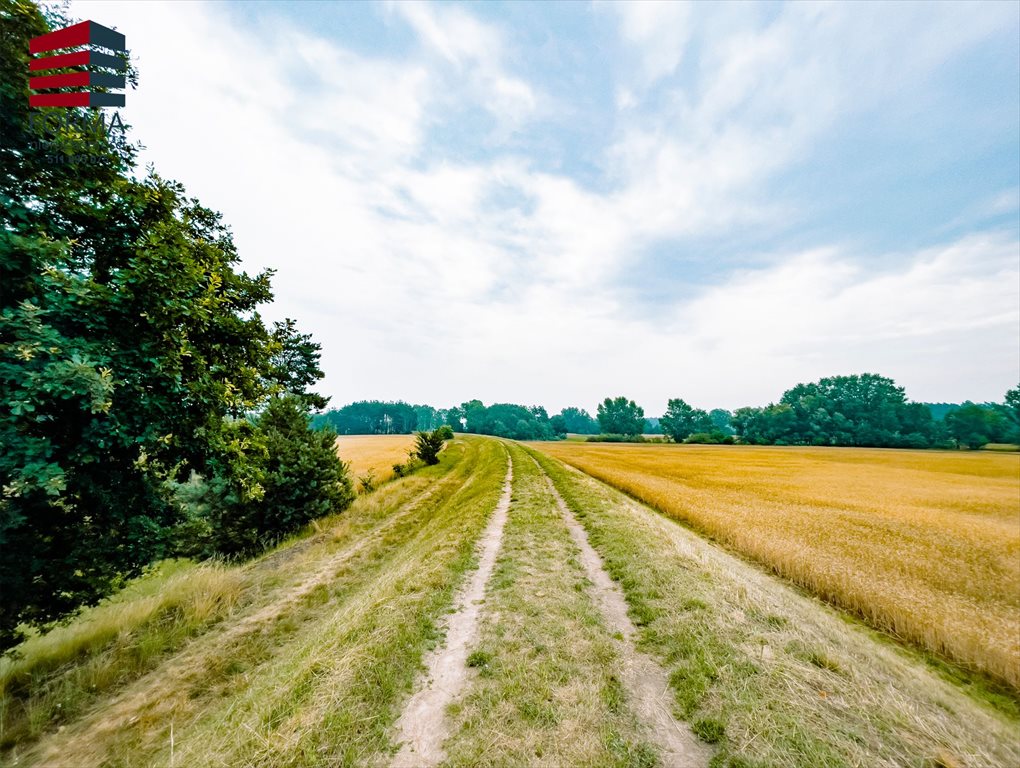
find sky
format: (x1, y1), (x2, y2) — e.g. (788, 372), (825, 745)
(68, 0), (1020, 415)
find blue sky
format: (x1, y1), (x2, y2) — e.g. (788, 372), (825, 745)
(71, 0), (1019, 414)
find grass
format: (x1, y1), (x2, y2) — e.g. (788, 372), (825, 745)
(0, 560), (244, 751)
(532, 442), (1020, 690)
(9, 435), (1019, 767)
(334, 434), (418, 490)
(527, 446), (1020, 768)
(443, 443), (658, 767)
(5, 436), (505, 767)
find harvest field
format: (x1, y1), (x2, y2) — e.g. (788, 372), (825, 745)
(2, 436), (1018, 768)
(532, 441), (1020, 689)
(335, 434), (418, 489)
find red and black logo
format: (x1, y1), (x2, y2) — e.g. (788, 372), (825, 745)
(29, 20), (126, 108)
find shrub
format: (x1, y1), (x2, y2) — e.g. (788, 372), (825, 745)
(392, 457), (424, 478)
(435, 424), (455, 440)
(413, 428), (450, 466)
(206, 396), (354, 556)
(685, 431), (732, 445)
(585, 434), (646, 443)
(358, 471), (376, 494)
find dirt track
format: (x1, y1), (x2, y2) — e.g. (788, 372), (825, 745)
(391, 450), (513, 767)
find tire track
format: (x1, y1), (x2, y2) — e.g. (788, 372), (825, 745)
(25, 475), (455, 767)
(530, 453), (712, 768)
(390, 450), (514, 768)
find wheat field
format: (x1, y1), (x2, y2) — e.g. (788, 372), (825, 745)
(335, 434), (418, 489)
(533, 442), (1020, 689)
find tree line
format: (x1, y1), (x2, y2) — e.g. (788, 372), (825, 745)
(316, 376), (1020, 451)
(311, 400), (444, 435)
(593, 375), (1020, 449)
(1, 4), (353, 651)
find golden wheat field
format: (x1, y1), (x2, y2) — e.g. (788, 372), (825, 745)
(533, 442), (1020, 688)
(334, 434), (418, 490)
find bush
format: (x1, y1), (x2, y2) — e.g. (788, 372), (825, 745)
(684, 431), (733, 445)
(585, 434), (646, 443)
(392, 457), (424, 478)
(413, 428), (449, 465)
(358, 471), (376, 493)
(435, 424), (455, 440)
(205, 396), (354, 556)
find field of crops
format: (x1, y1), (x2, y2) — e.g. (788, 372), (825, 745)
(335, 434), (418, 489)
(532, 442), (1020, 689)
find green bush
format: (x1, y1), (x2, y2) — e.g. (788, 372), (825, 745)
(585, 434), (646, 443)
(435, 424), (455, 440)
(358, 471), (376, 493)
(392, 457), (424, 478)
(204, 397), (354, 557)
(413, 428), (450, 465)
(684, 431), (733, 445)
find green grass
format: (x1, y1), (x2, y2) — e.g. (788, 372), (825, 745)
(11, 436), (1019, 768)
(0, 559), (244, 752)
(443, 443), (659, 767)
(527, 446), (1020, 768)
(8, 437), (507, 768)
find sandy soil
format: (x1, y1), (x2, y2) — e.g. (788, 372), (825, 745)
(390, 452), (514, 768)
(533, 457), (712, 768)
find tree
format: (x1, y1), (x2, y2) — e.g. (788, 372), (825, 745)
(945, 403), (1006, 449)
(709, 409), (733, 435)
(270, 319), (329, 410)
(549, 414), (567, 436)
(219, 397), (352, 555)
(312, 400), (424, 434)
(444, 406), (464, 432)
(659, 398), (712, 442)
(0, 4), (331, 649)
(451, 400), (556, 440)
(1003, 384), (1020, 444)
(414, 428), (449, 465)
(596, 397), (645, 435)
(732, 374), (939, 448)
(557, 407), (598, 434)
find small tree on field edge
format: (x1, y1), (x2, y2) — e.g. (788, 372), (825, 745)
(414, 428), (450, 465)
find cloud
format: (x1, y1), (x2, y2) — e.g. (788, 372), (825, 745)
(606, 0), (693, 90)
(390, 1), (537, 128)
(69, 0), (1019, 413)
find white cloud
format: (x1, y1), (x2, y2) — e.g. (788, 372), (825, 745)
(390, 1), (537, 128)
(68, 0), (1019, 413)
(607, 0), (693, 88)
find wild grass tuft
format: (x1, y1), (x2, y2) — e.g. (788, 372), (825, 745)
(0, 560), (243, 748)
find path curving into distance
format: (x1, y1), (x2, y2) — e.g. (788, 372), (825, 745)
(390, 450), (514, 768)
(530, 453), (712, 768)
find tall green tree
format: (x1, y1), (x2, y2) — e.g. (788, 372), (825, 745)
(733, 374), (938, 448)
(709, 408), (734, 435)
(0, 2), (340, 649)
(659, 398), (712, 442)
(1003, 384), (1020, 444)
(596, 396), (645, 435)
(558, 407), (598, 434)
(945, 403), (1006, 449)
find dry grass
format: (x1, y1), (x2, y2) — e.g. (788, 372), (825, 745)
(0, 560), (244, 751)
(335, 434), (418, 490)
(9, 437), (507, 768)
(529, 447), (1020, 768)
(533, 442), (1020, 689)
